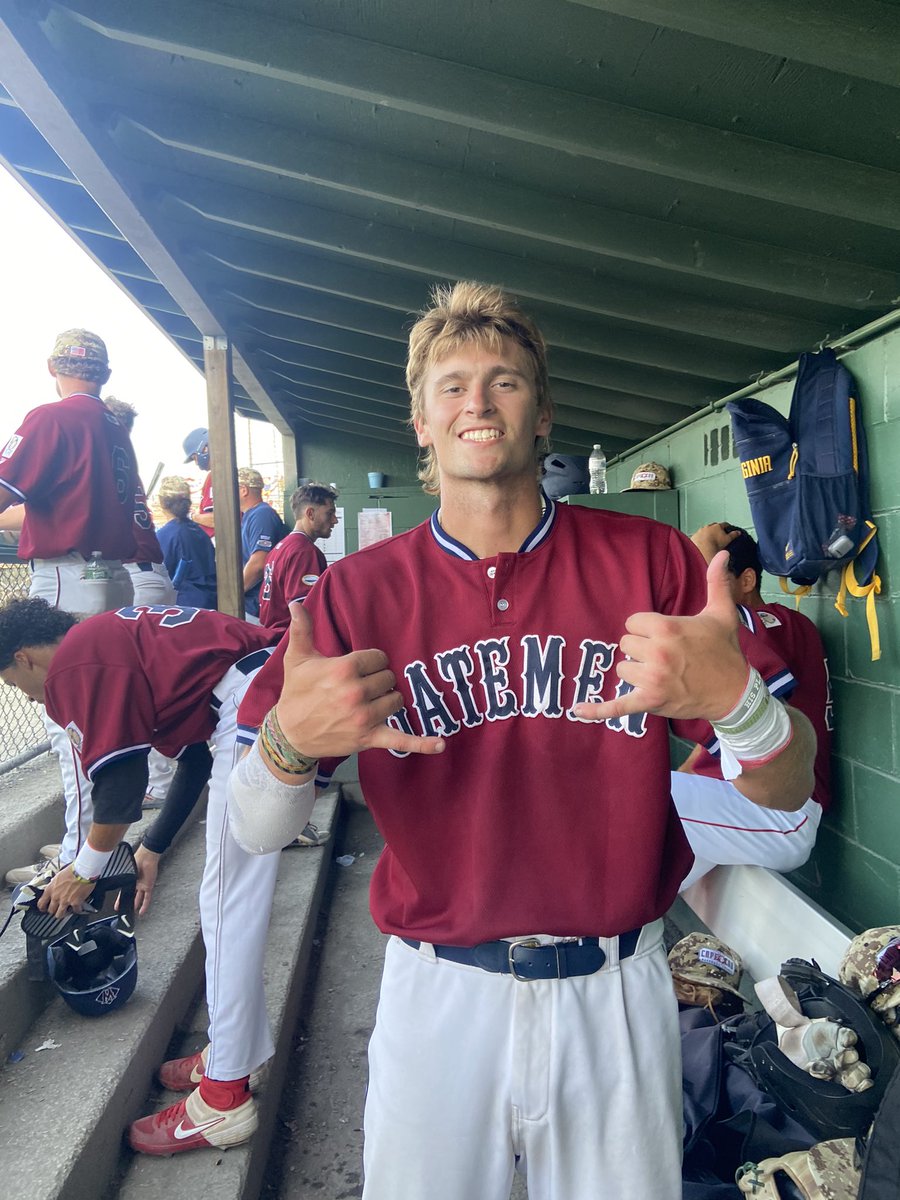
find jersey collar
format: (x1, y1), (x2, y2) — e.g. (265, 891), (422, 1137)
(429, 495), (557, 561)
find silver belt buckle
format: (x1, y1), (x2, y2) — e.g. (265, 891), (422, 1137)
(507, 937), (551, 982)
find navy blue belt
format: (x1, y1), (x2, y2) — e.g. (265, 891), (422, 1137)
(401, 928), (642, 982)
(136, 561), (154, 571)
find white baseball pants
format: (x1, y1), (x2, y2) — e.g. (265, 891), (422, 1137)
(125, 561), (176, 606)
(363, 921), (682, 1200)
(671, 771), (822, 892)
(202, 655), (281, 1082)
(29, 553), (133, 616)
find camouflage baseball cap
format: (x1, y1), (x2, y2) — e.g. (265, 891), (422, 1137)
(49, 329), (109, 381)
(668, 932), (745, 998)
(839, 926), (900, 1018)
(237, 467), (264, 489)
(157, 475), (191, 497)
(624, 461), (672, 491)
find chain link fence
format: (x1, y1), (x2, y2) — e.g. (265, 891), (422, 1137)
(0, 544), (50, 770)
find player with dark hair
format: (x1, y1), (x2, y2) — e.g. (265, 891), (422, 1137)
(673, 522), (832, 890)
(156, 476), (218, 609)
(0, 595), (283, 1154)
(258, 482), (339, 634)
(0, 598), (77, 666)
(0, 329), (151, 875)
(216, 281), (816, 1194)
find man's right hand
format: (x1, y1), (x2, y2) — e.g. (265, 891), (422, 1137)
(274, 603), (446, 761)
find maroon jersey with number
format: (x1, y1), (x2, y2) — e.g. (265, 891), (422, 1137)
(692, 602), (832, 809)
(44, 606), (280, 778)
(258, 531), (328, 633)
(239, 501), (750, 945)
(130, 479), (165, 564)
(0, 394), (144, 561)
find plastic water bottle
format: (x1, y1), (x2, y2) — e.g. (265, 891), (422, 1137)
(79, 551), (111, 616)
(80, 551), (110, 582)
(588, 444), (607, 494)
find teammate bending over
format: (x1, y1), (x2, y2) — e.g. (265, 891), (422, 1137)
(0, 597), (283, 1155)
(228, 281), (814, 1198)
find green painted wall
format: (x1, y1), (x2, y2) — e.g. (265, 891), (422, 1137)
(297, 426), (435, 553)
(610, 325), (900, 932)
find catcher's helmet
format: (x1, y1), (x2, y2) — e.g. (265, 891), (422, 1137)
(540, 454), (589, 500)
(722, 958), (900, 1141)
(46, 915), (137, 1017)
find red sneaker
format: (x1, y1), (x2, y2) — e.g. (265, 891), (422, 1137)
(157, 1047), (207, 1092)
(128, 1089), (258, 1155)
(157, 1043), (267, 1093)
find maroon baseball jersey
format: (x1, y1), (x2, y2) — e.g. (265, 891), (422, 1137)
(0, 394), (143, 561)
(199, 472), (214, 538)
(240, 500), (723, 945)
(130, 480), (164, 564)
(258, 530), (328, 633)
(44, 605), (280, 778)
(692, 601), (832, 809)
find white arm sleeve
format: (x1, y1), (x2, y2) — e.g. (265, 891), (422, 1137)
(227, 738), (316, 855)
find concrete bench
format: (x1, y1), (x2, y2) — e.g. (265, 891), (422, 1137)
(677, 863), (855, 983)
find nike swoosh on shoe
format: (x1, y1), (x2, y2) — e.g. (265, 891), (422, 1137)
(173, 1116), (225, 1141)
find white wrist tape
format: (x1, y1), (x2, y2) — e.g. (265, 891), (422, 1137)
(227, 738), (316, 855)
(711, 668), (792, 781)
(72, 841), (114, 881)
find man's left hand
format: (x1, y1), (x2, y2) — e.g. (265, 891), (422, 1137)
(573, 551), (747, 723)
(38, 865), (95, 919)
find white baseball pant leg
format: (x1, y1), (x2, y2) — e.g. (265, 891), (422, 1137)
(671, 771), (823, 892)
(125, 561), (177, 606)
(363, 920), (682, 1200)
(30, 557), (134, 860)
(202, 654), (281, 1081)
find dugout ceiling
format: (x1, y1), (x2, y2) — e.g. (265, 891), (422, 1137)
(1, 1), (899, 457)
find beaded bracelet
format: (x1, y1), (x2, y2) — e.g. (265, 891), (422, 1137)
(259, 706), (319, 776)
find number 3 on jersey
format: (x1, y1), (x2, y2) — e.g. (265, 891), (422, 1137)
(116, 605), (201, 627)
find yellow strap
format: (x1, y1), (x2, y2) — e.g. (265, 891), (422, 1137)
(835, 521), (881, 661)
(779, 576), (811, 609)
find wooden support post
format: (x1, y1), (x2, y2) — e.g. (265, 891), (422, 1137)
(281, 429), (299, 522)
(203, 335), (244, 618)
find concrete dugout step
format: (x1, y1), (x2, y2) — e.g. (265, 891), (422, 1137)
(0, 774), (207, 1064)
(0, 788), (342, 1200)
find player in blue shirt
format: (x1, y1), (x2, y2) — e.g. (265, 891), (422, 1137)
(156, 477), (218, 609)
(238, 467), (288, 620)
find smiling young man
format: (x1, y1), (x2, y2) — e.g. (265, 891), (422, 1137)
(225, 281), (815, 1198)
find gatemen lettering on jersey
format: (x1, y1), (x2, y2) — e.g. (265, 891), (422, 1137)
(384, 632), (646, 754)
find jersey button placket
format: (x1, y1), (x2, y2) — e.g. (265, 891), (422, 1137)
(488, 555), (515, 627)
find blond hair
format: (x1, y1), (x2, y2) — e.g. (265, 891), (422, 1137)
(406, 281), (551, 494)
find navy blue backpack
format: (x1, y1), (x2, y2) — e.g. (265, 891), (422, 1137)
(727, 349), (881, 659)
